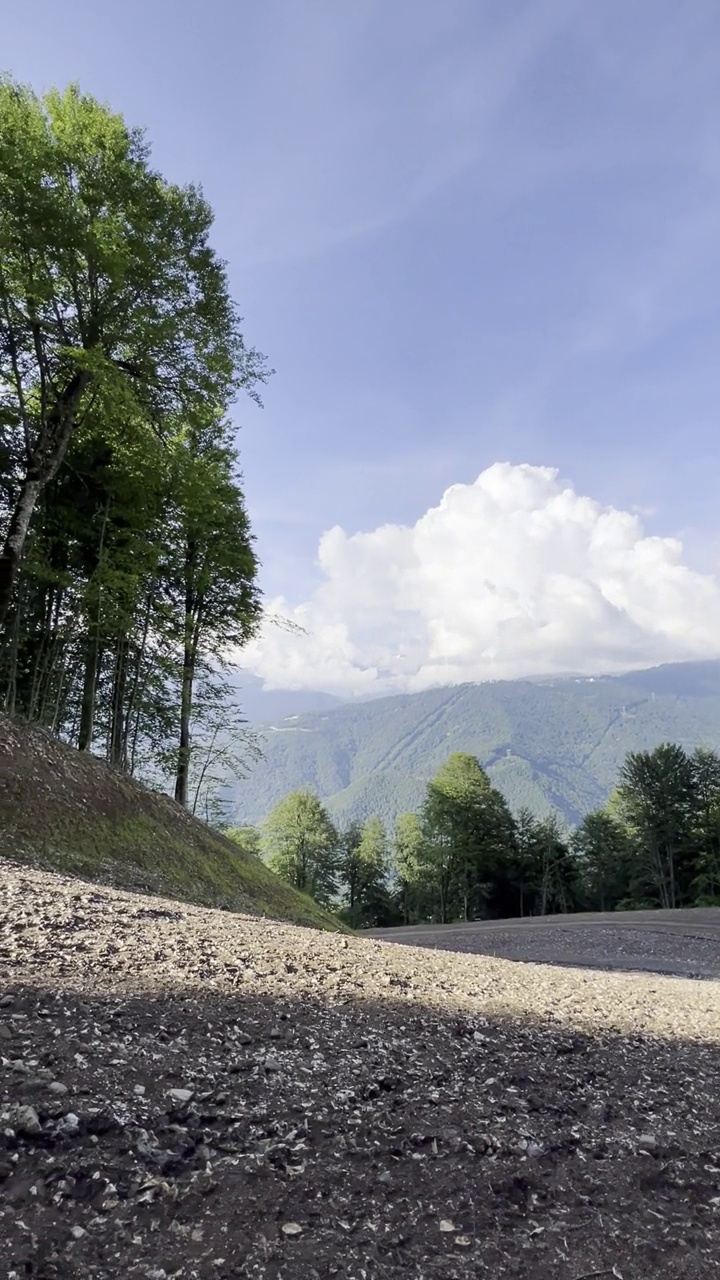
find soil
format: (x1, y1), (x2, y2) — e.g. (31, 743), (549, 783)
(3, 860), (720, 1279)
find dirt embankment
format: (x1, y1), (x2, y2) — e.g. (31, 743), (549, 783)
(0, 713), (340, 930)
(3, 862), (720, 1278)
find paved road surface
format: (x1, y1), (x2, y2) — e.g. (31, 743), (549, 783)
(369, 907), (720, 978)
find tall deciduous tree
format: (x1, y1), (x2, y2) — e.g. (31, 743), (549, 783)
(392, 811), (426, 923)
(0, 77), (266, 625)
(342, 815), (390, 927)
(616, 743), (696, 909)
(421, 752), (515, 922)
(261, 791), (339, 907)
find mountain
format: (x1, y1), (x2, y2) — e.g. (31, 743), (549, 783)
(230, 660), (720, 830)
(0, 713), (343, 931)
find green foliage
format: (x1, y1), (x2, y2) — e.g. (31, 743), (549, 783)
(261, 791), (339, 908)
(571, 810), (633, 910)
(615, 743), (696, 909)
(419, 753), (518, 922)
(338, 815), (393, 927)
(392, 812), (426, 923)
(0, 75), (267, 823)
(224, 826), (262, 858)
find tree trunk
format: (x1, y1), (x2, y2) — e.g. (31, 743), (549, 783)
(0, 477), (43, 632)
(108, 635), (129, 768)
(0, 371), (91, 630)
(78, 629), (102, 752)
(174, 642), (193, 807)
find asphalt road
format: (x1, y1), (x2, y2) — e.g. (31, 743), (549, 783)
(368, 907), (720, 978)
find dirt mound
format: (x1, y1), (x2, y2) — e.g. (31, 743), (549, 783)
(2, 863), (720, 1278)
(0, 714), (340, 930)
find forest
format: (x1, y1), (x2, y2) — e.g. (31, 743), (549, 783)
(3, 76), (720, 932)
(241, 743), (720, 926)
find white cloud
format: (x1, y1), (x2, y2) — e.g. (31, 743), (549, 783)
(240, 463), (720, 695)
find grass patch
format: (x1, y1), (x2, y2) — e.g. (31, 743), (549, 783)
(0, 714), (344, 931)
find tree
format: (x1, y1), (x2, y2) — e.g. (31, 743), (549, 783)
(534, 814), (578, 915)
(261, 791), (338, 907)
(689, 747), (720, 903)
(224, 826), (261, 858)
(421, 752), (516, 922)
(392, 812), (426, 923)
(165, 425), (261, 806)
(0, 78), (267, 626)
(616, 743), (696, 909)
(571, 809), (632, 910)
(337, 821), (364, 921)
(339, 815), (391, 927)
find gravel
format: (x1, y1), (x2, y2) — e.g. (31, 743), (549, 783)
(3, 860), (720, 1278)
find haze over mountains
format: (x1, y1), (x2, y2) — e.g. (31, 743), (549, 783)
(231, 660), (720, 830)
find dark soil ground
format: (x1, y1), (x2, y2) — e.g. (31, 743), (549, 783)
(3, 862), (720, 1279)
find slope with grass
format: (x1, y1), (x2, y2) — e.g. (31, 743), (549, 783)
(231, 660), (720, 828)
(0, 714), (342, 930)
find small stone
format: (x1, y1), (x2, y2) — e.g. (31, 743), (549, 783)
(526, 1141), (543, 1159)
(0, 1024), (13, 1040)
(638, 1133), (657, 1153)
(13, 1105), (42, 1136)
(48, 1082), (68, 1096)
(281, 1222), (303, 1236)
(439, 1220), (456, 1233)
(0, 996), (14, 1008)
(454, 1235), (473, 1248)
(134, 1085), (146, 1096)
(264, 1056), (281, 1072)
(236, 1031), (252, 1045)
(70, 1226), (86, 1240)
(56, 1112), (80, 1136)
(168, 1088), (193, 1104)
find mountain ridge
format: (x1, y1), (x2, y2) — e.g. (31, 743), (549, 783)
(231, 660), (720, 829)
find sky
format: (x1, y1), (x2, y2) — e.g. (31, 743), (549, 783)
(8, 0), (720, 694)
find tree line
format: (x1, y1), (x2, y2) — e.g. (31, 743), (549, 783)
(0, 77), (265, 813)
(242, 743), (720, 926)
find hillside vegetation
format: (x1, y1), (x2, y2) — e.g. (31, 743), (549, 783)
(231, 660), (720, 827)
(0, 714), (342, 931)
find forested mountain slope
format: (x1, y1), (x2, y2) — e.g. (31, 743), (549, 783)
(231, 661), (720, 828)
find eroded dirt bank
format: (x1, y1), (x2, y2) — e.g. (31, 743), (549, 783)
(3, 861), (720, 1278)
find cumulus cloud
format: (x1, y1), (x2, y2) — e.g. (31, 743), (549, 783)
(240, 463), (720, 695)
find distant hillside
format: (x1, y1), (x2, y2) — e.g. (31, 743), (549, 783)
(0, 714), (342, 931)
(231, 661), (720, 830)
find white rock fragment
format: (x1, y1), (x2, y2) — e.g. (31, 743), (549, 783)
(168, 1087), (193, 1103)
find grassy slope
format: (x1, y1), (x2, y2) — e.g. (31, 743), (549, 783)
(0, 714), (343, 931)
(232, 660), (720, 828)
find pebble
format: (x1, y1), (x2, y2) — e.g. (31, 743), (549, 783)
(168, 1087), (193, 1104)
(48, 1081), (69, 1096)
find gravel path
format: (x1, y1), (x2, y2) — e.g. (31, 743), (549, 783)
(370, 909), (720, 979)
(3, 862), (720, 1279)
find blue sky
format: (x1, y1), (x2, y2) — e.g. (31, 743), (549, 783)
(8, 1), (720, 691)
